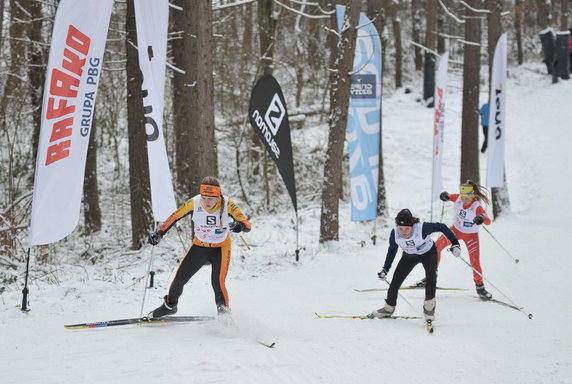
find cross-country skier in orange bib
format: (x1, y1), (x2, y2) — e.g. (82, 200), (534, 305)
(435, 180), (493, 299)
(147, 176), (251, 320)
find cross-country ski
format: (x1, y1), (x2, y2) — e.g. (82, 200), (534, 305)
(353, 286), (466, 292)
(315, 312), (421, 320)
(64, 315), (215, 330)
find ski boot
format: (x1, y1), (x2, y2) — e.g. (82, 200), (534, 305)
(423, 298), (436, 321)
(149, 295), (177, 318)
(371, 302), (396, 318)
(217, 305), (236, 328)
(476, 284), (492, 300)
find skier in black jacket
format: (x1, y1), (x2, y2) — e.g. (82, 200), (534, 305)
(372, 209), (460, 321)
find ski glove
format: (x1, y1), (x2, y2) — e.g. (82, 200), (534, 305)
(449, 244), (461, 257)
(377, 267), (389, 280)
(473, 214), (484, 225)
(439, 191), (450, 202)
(229, 221), (245, 233)
(148, 230), (164, 246)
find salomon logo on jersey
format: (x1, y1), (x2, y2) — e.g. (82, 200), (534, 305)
(206, 216), (216, 225)
(459, 210), (467, 219)
(406, 240), (415, 247)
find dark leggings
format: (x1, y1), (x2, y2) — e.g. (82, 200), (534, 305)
(386, 250), (438, 306)
(167, 245), (230, 311)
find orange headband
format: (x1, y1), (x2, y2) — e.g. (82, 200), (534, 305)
(200, 184), (221, 197)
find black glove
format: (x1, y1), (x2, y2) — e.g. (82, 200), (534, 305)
(473, 214), (484, 225)
(148, 230), (164, 245)
(229, 221), (244, 233)
(439, 191), (450, 202)
(377, 267), (389, 280)
(449, 244), (461, 257)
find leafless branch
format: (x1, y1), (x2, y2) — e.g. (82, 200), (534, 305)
(439, 0), (465, 24)
(459, 1), (491, 14)
(274, 0), (331, 19)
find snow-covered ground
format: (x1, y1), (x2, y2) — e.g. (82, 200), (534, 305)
(1, 63), (571, 384)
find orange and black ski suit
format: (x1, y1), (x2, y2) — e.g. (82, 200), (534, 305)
(157, 195), (251, 313)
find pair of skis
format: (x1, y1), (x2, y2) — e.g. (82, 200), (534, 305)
(353, 285), (466, 292)
(64, 315), (276, 348)
(315, 312), (435, 333)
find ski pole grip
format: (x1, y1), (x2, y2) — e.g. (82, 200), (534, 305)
(149, 271), (155, 288)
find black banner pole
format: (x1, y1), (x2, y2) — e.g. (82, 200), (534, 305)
(21, 247), (31, 312)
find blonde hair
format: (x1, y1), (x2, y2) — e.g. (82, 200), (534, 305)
(462, 180), (490, 206)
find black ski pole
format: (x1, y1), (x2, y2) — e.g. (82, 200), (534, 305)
(21, 248), (31, 312)
(482, 226), (520, 263)
(140, 244), (156, 317)
(454, 251), (532, 319)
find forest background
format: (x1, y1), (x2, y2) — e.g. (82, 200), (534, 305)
(0, 0), (570, 291)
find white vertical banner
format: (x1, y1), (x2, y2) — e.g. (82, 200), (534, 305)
(134, 0), (176, 221)
(431, 52), (449, 201)
(487, 33), (508, 188)
(29, 0), (113, 246)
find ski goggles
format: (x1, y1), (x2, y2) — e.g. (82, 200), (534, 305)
(459, 185), (475, 198)
(200, 184), (221, 197)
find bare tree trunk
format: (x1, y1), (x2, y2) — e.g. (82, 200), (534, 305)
(257, 0), (278, 76)
(84, 108), (102, 234)
(242, 2), (254, 65)
(1, 0), (28, 118)
(437, 8), (446, 54)
(319, 0), (361, 243)
(390, 2), (403, 88)
(460, 0), (482, 184)
(126, 0), (153, 249)
(515, 0), (524, 65)
(423, 0), (437, 107)
(172, 0), (194, 195)
(26, 0), (45, 188)
(560, 0), (569, 30)
(412, 0), (424, 71)
(535, 0), (551, 28)
(555, 0), (570, 79)
(188, 0), (217, 190)
(253, 0), (280, 189)
(0, 0), (4, 46)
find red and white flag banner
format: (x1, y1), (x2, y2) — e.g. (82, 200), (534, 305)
(134, 0), (176, 222)
(431, 52), (449, 202)
(29, 0), (113, 246)
(487, 33), (508, 188)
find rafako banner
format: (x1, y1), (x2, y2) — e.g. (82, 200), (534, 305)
(336, 6), (382, 221)
(248, 75), (297, 212)
(29, 0), (113, 246)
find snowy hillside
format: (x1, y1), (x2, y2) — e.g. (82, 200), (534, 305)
(1, 63), (571, 384)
